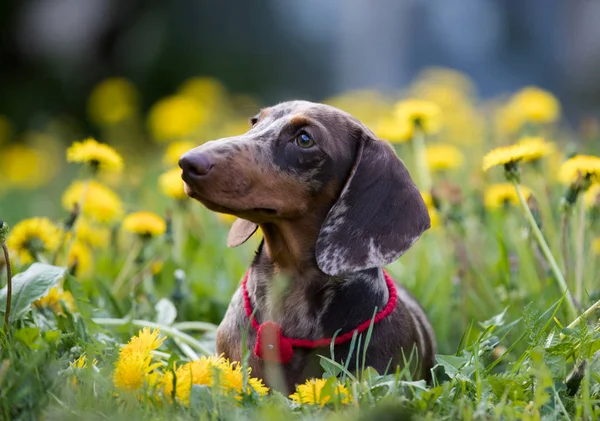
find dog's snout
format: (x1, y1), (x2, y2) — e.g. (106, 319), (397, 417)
(179, 152), (214, 177)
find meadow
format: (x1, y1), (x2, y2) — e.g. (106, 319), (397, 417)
(0, 68), (599, 420)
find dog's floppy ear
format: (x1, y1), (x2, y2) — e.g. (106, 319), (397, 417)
(316, 136), (430, 276)
(227, 218), (259, 247)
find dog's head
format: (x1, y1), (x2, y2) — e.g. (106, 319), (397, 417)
(180, 100), (430, 275)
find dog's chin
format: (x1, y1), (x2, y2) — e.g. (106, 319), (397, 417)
(184, 183), (277, 222)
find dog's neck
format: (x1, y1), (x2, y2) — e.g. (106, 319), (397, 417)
(248, 219), (389, 337)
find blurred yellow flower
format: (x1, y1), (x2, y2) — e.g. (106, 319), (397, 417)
(394, 99), (442, 136)
(374, 115), (412, 143)
(114, 328), (164, 392)
(420, 191), (440, 228)
(163, 140), (196, 166)
(88, 77), (138, 126)
(75, 218), (110, 248)
(159, 168), (186, 200)
(509, 86), (560, 125)
(34, 287), (76, 315)
(161, 356), (268, 406)
(6, 217), (61, 264)
(289, 378), (352, 407)
(593, 237), (600, 255)
(482, 141), (550, 172)
(425, 144), (464, 172)
(558, 155), (600, 185)
(149, 95), (207, 141)
(217, 213), (236, 225)
(62, 181), (123, 224)
(0, 144), (54, 189)
(484, 183), (533, 210)
(324, 90), (390, 129)
(67, 138), (123, 173)
(178, 76), (227, 108)
(123, 212), (166, 237)
(70, 354), (97, 370)
(584, 184), (600, 209)
(0, 114), (11, 144)
(68, 240), (93, 277)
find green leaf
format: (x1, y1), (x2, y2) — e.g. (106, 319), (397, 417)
(14, 327), (40, 349)
(0, 263), (67, 322)
(189, 384), (214, 413)
(480, 307), (508, 329)
(435, 354), (474, 382)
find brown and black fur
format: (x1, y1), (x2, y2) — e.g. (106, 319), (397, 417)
(180, 101), (436, 393)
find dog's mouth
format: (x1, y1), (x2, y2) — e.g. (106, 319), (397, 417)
(184, 182), (278, 217)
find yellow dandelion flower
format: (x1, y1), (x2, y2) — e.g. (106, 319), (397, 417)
(34, 287), (76, 315)
(222, 361), (269, 399)
(165, 356), (227, 405)
(123, 212), (166, 237)
(394, 99), (442, 136)
(374, 115), (413, 143)
(425, 144), (464, 172)
(484, 183), (533, 210)
(68, 240), (93, 277)
(148, 95), (207, 141)
(88, 77), (138, 126)
(114, 328), (164, 393)
(62, 180), (123, 224)
(6, 217), (61, 264)
(70, 354), (95, 369)
(482, 141), (550, 172)
(163, 140), (196, 166)
(161, 356), (267, 406)
(69, 354), (98, 387)
(515, 136), (554, 162)
(67, 137), (123, 173)
(509, 86), (560, 124)
(584, 184), (600, 209)
(75, 218), (110, 248)
(0, 144), (52, 189)
(593, 237), (600, 255)
(159, 168), (186, 200)
(558, 155), (600, 185)
(289, 378), (352, 407)
(248, 377), (269, 396)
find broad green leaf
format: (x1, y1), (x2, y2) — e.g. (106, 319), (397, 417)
(0, 263), (67, 322)
(155, 298), (177, 326)
(14, 327), (40, 349)
(435, 354), (474, 382)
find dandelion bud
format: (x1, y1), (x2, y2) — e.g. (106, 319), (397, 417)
(0, 219), (8, 243)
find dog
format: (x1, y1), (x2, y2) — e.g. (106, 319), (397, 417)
(180, 100), (436, 393)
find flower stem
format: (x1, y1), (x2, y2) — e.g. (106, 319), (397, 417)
(92, 317), (214, 356)
(566, 297), (600, 331)
(561, 213), (571, 289)
(574, 201), (586, 306)
(412, 128), (432, 192)
(2, 242), (12, 332)
(111, 239), (143, 294)
(513, 182), (578, 320)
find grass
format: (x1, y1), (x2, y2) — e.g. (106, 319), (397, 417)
(0, 71), (600, 420)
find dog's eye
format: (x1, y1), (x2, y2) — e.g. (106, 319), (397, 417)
(295, 132), (315, 149)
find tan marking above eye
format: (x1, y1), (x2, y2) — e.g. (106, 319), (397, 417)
(289, 114), (311, 128)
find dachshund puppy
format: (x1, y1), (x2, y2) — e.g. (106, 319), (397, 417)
(180, 101), (435, 393)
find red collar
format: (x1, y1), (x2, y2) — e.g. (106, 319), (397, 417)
(241, 269), (398, 364)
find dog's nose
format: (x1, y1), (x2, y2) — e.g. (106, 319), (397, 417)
(179, 152), (214, 177)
